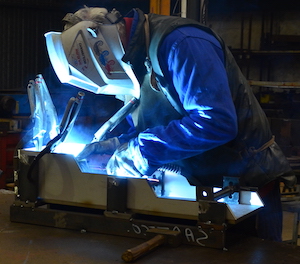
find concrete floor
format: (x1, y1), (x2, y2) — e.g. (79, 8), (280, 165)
(1, 189), (300, 264)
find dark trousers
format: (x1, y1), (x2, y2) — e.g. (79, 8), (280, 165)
(257, 179), (283, 241)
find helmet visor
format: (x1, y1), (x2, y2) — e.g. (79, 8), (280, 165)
(45, 21), (140, 98)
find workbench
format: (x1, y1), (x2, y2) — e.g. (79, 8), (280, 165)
(1, 190), (300, 264)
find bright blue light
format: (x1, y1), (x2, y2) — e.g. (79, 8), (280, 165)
(250, 192), (264, 206)
(193, 122), (203, 129)
(154, 170), (196, 200)
(198, 110), (212, 119)
(179, 123), (192, 136)
(53, 142), (86, 157)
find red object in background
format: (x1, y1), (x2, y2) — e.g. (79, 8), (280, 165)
(0, 132), (21, 189)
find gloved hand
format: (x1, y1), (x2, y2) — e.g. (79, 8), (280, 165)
(106, 139), (157, 177)
(77, 137), (120, 160)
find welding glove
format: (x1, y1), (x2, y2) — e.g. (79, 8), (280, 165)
(77, 137), (120, 160)
(106, 139), (157, 177)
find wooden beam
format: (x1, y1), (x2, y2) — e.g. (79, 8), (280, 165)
(150, 0), (171, 15)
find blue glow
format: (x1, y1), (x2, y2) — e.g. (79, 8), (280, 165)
(53, 142), (86, 157)
(198, 105), (213, 111)
(217, 192), (239, 204)
(154, 170), (196, 200)
(217, 190), (263, 206)
(150, 137), (167, 144)
(249, 192), (264, 206)
(26, 142), (86, 157)
(198, 110), (212, 119)
(86, 27), (97, 38)
(32, 129), (46, 141)
(193, 122), (203, 129)
(179, 123), (192, 137)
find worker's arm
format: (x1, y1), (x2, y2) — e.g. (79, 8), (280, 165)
(107, 27), (238, 176)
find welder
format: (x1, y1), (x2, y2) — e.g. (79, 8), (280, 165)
(45, 6), (296, 242)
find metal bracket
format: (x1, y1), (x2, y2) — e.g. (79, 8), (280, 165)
(107, 176), (128, 213)
(12, 199), (37, 209)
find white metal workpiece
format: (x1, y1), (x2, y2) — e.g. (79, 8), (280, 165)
(18, 148), (263, 223)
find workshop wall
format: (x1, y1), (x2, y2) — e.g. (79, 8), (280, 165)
(207, 1), (300, 158)
(208, 5), (300, 82)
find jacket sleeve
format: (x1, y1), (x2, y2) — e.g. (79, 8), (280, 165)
(109, 28), (238, 176)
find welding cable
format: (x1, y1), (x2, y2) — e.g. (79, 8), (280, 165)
(26, 133), (64, 182)
(26, 92), (85, 182)
(59, 92), (84, 135)
(58, 92), (85, 142)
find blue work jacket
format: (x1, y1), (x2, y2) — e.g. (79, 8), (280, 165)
(117, 9), (295, 188)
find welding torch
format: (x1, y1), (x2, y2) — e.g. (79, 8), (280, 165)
(92, 97), (139, 142)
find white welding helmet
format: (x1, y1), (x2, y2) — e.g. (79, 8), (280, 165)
(44, 15), (140, 98)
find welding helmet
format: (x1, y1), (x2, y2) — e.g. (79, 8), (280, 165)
(44, 10), (140, 98)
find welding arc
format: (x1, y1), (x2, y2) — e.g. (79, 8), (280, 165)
(27, 92), (85, 182)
